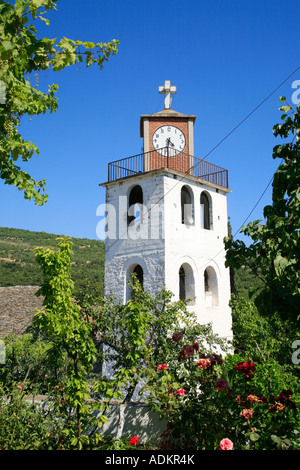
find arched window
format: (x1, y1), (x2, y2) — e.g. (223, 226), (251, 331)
(128, 185), (143, 226)
(204, 267), (218, 306)
(179, 266), (186, 301)
(181, 185), (194, 225)
(200, 192), (211, 230)
(132, 264), (143, 288)
(204, 270), (209, 292)
(126, 263), (144, 301)
(179, 263), (195, 304)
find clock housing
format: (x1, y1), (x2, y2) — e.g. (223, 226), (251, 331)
(140, 109), (196, 173)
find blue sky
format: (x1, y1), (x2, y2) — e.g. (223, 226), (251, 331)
(1, 0), (300, 241)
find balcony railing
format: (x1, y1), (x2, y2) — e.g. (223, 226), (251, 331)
(107, 147), (228, 189)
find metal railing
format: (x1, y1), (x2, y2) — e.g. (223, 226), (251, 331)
(107, 147), (228, 189)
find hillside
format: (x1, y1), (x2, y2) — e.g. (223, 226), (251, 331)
(0, 227), (105, 301)
(0, 226), (262, 303)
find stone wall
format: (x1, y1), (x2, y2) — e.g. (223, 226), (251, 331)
(24, 396), (167, 445)
(0, 286), (44, 339)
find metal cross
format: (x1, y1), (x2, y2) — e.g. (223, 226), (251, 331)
(159, 80), (176, 109)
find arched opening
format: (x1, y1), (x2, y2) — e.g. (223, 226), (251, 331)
(132, 264), (143, 288)
(128, 185), (143, 226)
(200, 191), (211, 230)
(181, 185), (194, 225)
(204, 270), (209, 292)
(126, 262), (144, 301)
(204, 267), (218, 306)
(179, 263), (195, 303)
(179, 266), (186, 301)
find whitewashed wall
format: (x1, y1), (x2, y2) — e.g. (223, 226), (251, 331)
(163, 174), (233, 341)
(102, 169), (232, 342)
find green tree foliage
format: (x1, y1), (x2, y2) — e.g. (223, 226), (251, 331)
(0, 0), (118, 204)
(33, 238), (124, 449)
(34, 237), (99, 447)
(94, 278), (229, 403)
(229, 295), (299, 378)
(0, 333), (54, 394)
(0, 236), (299, 449)
(232, 266), (264, 299)
(225, 98), (300, 325)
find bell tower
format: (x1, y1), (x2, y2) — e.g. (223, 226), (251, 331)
(100, 82), (232, 341)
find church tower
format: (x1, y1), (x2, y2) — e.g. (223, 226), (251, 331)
(100, 81), (232, 340)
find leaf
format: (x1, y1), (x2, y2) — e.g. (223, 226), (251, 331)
(98, 415), (108, 423)
(249, 431), (260, 442)
(280, 105), (293, 113)
(1, 40), (14, 50)
(99, 403), (106, 413)
(51, 52), (65, 71)
(57, 37), (75, 52)
(83, 41), (95, 49)
(274, 254), (289, 275)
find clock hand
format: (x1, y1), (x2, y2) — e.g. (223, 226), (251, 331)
(166, 137), (175, 147)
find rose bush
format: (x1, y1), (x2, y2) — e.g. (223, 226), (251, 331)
(145, 330), (300, 450)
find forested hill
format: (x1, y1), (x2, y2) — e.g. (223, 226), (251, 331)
(0, 226), (261, 302)
(0, 227), (105, 301)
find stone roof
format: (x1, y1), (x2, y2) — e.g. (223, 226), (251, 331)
(0, 286), (44, 339)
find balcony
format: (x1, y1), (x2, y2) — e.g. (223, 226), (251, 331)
(107, 147), (229, 189)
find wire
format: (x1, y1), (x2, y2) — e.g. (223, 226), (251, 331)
(232, 173), (274, 238)
(197, 65), (300, 165)
(192, 152), (287, 277)
(153, 63), (300, 203)
(104, 65), (300, 253)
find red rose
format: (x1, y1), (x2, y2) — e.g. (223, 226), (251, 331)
(247, 394), (259, 403)
(240, 408), (253, 420)
(215, 378), (229, 391)
(198, 353), (222, 366)
(197, 358), (211, 369)
(278, 389), (292, 401)
(181, 344), (194, 358)
(172, 332), (183, 342)
(157, 363), (168, 371)
(219, 438), (234, 450)
(247, 394), (266, 404)
(129, 436), (139, 447)
(175, 388), (186, 397)
(269, 402), (285, 412)
(235, 360), (255, 378)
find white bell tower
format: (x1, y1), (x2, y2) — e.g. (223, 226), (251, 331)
(100, 82), (232, 341)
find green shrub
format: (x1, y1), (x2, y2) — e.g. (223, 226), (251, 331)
(145, 331), (300, 450)
(0, 385), (66, 450)
(0, 334), (66, 394)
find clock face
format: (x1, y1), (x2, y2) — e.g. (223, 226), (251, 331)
(152, 125), (186, 156)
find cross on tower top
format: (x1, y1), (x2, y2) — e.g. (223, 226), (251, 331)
(159, 80), (176, 110)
